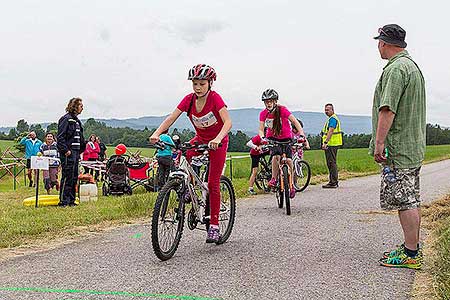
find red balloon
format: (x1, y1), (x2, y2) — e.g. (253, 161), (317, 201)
(115, 143), (127, 155)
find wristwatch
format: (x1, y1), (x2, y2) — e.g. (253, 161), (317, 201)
(324, 141), (328, 144)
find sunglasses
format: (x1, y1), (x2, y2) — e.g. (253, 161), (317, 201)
(378, 28), (388, 36)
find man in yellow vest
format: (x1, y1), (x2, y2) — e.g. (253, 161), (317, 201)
(321, 103), (343, 188)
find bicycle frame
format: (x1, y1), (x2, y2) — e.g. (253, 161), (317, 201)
(278, 152), (293, 192)
(266, 140), (295, 192)
(169, 153), (209, 223)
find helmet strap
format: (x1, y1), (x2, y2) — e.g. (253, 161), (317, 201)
(267, 103), (277, 113)
(198, 89), (210, 99)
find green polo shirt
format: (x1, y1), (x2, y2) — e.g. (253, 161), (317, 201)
(369, 50), (426, 168)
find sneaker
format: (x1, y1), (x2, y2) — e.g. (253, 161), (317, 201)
(29, 180), (33, 188)
(379, 247), (422, 270)
(382, 243), (423, 259)
(289, 188), (296, 198)
(268, 178), (277, 188)
(206, 227), (220, 243)
(248, 188), (257, 196)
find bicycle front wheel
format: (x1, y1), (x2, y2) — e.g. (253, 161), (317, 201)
(151, 179), (185, 261)
(216, 175), (236, 245)
(277, 173), (284, 209)
(293, 160), (311, 192)
(282, 165), (291, 215)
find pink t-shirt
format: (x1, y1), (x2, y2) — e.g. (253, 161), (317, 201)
(249, 135), (268, 156)
(177, 91), (228, 142)
(259, 105), (293, 139)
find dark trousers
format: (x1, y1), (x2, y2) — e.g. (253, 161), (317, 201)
(324, 146), (339, 185)
(156, 156), (174, 189)
(59, 151), (80, 205)
(87, 157), (99, 180)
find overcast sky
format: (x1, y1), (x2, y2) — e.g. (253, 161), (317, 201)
(1, 0), (449, 127)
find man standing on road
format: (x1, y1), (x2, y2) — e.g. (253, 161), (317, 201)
(370, 24), (426, 269)
(19, 131), (43, 187)
(57, 98), (86, 207)
(321, 103), (343, 188)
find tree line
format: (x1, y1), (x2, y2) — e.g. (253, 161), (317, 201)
(1, 119), (450, 153)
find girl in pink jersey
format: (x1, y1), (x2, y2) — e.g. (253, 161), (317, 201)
(150, 64), (232, 243)
(258, 89), (305, 198)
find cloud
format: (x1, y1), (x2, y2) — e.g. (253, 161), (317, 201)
(99, 28), (111, 43)
(154, 18), (227, 45)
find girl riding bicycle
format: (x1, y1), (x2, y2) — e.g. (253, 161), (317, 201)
(258, 89), (305, 198)
(150, 64), (232, 243)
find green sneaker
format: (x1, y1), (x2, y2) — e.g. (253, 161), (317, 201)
(380, 247), (422, 270)
(382, 243), (422, 259)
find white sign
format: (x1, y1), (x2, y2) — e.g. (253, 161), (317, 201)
(30, 156), (49, 170)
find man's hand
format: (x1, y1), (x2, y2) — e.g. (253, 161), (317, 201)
(374, 142), (386, 163)
(321, 143), (328, 150)
(65, 150), (71, 157)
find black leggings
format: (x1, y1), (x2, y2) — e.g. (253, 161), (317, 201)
(157, 156), (174, 188)
(84, 158), (99, 180)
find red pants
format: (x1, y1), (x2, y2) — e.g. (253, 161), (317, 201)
(186, 136), (228, 226)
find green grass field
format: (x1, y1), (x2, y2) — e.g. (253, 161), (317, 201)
(0, 139), (14, 150)
(1, 139), (450, 250)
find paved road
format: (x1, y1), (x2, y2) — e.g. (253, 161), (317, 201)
(1, 160), (450, 300)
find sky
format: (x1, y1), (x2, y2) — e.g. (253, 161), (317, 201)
(1, 0), (449, 127)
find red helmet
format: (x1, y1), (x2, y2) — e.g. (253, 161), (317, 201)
(188, 64), (217, 81)
(115, 143), (127, 155)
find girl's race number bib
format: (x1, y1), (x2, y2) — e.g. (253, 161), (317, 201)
(192, 112), (218, 128)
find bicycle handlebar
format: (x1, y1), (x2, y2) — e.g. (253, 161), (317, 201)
(150, 141), (222, 152)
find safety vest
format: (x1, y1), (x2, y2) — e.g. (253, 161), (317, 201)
(321, 114), (343, 146)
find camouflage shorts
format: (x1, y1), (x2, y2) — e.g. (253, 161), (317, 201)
(380, 166), (421, 211)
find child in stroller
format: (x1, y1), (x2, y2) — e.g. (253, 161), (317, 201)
(102, 144), (132, 196)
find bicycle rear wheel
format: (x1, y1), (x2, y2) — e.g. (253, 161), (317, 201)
(216, 176), (236, 244)
(293, 160), (311, 192)
(282, 165), (291, 215)
(255, 170), (270, 193)
(151, 179), (185, 261)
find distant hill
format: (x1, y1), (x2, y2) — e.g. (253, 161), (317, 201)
(0, 127), (10, 134)
(94, 108), (371, 136)
(0, 108), (372, 135)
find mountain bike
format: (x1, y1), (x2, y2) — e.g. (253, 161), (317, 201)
(150, 141), (236, 261)
(266, 139), (296, 215)
(292, 140), (311, 192)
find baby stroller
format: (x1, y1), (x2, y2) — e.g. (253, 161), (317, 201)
(102, 154), (132, 196)
(127, 159), (157, 192)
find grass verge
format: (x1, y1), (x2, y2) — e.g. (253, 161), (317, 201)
(412, 195), (450, 300)
(0, 187), (156, 249)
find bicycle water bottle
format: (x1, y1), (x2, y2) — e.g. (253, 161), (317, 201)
(382, 166), (396, 183)
(382, 147), (396, 183)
